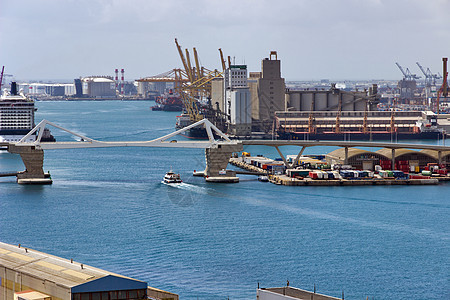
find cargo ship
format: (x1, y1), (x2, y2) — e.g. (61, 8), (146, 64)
(0, 82), (55, 144)
(276, 110), (444, 141)
(150, 90), (183, 111)
(175, 113), (211, 139)
(277, 130), (443, 141)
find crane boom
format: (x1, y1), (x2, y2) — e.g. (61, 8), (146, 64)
(218, 48), (226, 71)
(175, 39), (191, 82)
(193, 48), (202, 81)
(395, 62), (407, 77)
(395, 62), (420, 80)
(416, 62), (428, 77)
(185, 49), (194, 83)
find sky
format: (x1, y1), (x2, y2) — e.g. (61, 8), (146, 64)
(1, 0), (449, 81)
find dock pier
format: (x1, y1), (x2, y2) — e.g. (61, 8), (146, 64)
(229, 158), (443, 186)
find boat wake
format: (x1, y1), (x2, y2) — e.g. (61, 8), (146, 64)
(161, 181), (210, 195)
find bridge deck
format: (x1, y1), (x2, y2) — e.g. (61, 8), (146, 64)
(241, 140), (450, 151)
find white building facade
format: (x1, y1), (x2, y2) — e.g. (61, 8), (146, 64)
(224, 65), (252, 136)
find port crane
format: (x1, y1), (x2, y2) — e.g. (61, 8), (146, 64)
(137, 68), (189, 90)
(416, 62), (442, 86)
(395, 62), (421, 81)
(174, 38), (224, 123)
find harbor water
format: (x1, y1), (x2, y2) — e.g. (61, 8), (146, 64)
(0, 101), (449, 299)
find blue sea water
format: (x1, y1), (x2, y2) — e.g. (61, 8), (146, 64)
(0, 101), (449, 299)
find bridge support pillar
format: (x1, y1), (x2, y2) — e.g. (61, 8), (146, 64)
(8, 145), (52, 184)
(391, 148), (396, 171)
(344, 147), (349, 165)
(205, 143), (243, 183)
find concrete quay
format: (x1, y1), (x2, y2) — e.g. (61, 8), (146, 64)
(229, 158), (269, 174)
(229, 158), (442, 186)
(269, 175), (439, 186)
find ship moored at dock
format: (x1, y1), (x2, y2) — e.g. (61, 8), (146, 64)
(0, 82), (55, 146)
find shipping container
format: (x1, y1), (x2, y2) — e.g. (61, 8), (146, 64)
(309, 171), (318, 179)
(332, 171), (341, 179)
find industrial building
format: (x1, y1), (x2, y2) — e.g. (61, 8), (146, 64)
(17, 83), (75, 97)
(81, 76), (116, 98)
(248, 51), (285, 132)
(224, 65), (251, 136)
(326, 147), (449, 170)
(0, 242), (178, 300)
(137, 82), (167, 98)
(285, 84), (378, 112)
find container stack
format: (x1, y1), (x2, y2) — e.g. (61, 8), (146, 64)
(395, 160), (410, 173)
(379, 160), (392, 170)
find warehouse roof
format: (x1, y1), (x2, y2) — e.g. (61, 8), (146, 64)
(419, 149), (450, 160)
(326, 147), (387, 161)
(0, 242), (146, 293)
(375, 148), (437, 161)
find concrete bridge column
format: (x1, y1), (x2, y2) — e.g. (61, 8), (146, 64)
(205, 143), (242, 183)
(391, 148), (396, 170)
(292, 146), (306, 168)
(8, 145), (51, 184)
(275, 146), (290, 169)
(344, 147), (349, 165)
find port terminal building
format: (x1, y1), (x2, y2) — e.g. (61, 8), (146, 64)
(0, 242), (178, 300)
(325, 148), (450, 170)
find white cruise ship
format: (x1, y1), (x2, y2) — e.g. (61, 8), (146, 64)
(0, 82), (36, 143)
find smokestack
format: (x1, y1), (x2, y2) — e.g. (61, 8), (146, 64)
(115, 69), (119, 93)
(121, 69), (124, 95)
(443, 58), (448, 97)
(11, 82), (17, 95)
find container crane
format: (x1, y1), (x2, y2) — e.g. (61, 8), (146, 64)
(395, 62), (421, 80)
(136, 69), (189, 90)
(416, 62), (442, 86)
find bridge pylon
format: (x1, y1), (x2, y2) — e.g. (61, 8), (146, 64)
(8, 144), (51, 184)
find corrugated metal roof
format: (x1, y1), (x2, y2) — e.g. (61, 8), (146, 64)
(326, 147), (387, 161)
(419, 149), (450, 160)
(375, 148), (439, 160)
(376, 148), (413, 159)
(0, 242), (146, 292)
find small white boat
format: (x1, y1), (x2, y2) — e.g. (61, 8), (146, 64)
(258, 175), (269, 182)
(163, 170), (182, 184)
